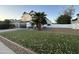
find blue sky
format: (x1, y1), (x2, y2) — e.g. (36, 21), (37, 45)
(0, 5), (79, 23)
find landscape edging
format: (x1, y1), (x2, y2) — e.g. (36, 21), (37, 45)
(0, 36), (36, 54)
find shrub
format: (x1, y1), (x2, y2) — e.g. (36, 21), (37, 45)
(0, 20), (15, 29)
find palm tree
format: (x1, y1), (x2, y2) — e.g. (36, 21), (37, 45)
(32, 12), (47, 30)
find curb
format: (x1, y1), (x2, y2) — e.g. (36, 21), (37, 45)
(0, 36), (36, 54)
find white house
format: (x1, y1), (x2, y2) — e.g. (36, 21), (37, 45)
(10, 12), (34, 28)
(11, 11), (53, 28)
(71, 14), (79, 29)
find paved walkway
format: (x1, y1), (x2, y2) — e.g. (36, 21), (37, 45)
(0, 41), (15, 54)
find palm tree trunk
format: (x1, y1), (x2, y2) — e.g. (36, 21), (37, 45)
(37, 23), (41, 30)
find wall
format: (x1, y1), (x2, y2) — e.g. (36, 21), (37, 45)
(12, 22), (32, 28)
(12, 23), (79, 29)
(50, 24), (72, 28)
(44, 24), (79, 29)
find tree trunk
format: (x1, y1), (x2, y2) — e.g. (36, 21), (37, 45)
(37, 23), (41, 30)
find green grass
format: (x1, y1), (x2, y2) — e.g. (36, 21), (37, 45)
(0, 30), (79, 54)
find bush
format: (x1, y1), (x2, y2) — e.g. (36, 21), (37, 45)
(0, 20), (15, 29)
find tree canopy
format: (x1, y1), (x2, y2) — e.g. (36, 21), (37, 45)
(32, 12), (47, 30)
(57, 15), (71, 24)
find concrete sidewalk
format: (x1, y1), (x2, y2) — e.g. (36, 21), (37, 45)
(0, 41), (15, 54)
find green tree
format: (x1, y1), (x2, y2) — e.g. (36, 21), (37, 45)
(32, 12), (47, 30)
(57, 6), (74, 24)
(57, 15), (71, 24)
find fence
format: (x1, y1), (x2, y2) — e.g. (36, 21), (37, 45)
(12, 23), (79, 29)
(47, 24), (72, 28)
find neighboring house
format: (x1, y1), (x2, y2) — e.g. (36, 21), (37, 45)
(8, 11), (52, 28)
(72, 14), (79, 24)
(20, 12), (33, 28)
(71, 14), (79, 29)
(7, 12), (34, 28)
(21, 12), (32, 21)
